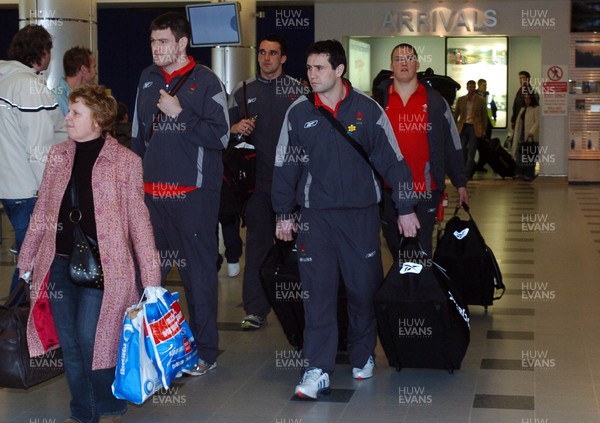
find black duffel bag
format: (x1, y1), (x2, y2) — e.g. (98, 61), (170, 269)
(375, 239), (470, 373)
(0, 279), (64, 389)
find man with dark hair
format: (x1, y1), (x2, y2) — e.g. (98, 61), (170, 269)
(0, 25), (66, 295)
(227, 34), (308, 329)
(52, 46), (97, 115)
(131, 12), (230, 376)
(511, 70), (536, 130)
(454, 80), (488, 178)
(374, 43), (468, 258)
(273, 39), (419, 398)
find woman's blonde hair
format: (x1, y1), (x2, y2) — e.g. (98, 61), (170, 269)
(68, 85), (117, 136)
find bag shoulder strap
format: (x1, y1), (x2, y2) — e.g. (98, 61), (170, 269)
(151, 66), (195, 136)
(307, 92), (383, 183)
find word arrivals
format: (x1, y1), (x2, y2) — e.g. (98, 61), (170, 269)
(521, 282), (556, 301)
(275, 282), (309, 301)
(382, 9), (497, 33)
(152, 386), (187, 405)
(521, 350), (556, 370)
(398, 318), (432, 337)
(275, 350), (309, 369)
(398, 386), (433, 405)
(521, 214), (555, 233)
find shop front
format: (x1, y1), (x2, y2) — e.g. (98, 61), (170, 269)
(315, 0), (570, 177)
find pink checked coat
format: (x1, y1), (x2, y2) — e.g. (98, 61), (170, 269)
(18, 136), (161, 370)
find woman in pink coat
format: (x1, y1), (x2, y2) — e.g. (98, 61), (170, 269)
(18, 85), (161, 423)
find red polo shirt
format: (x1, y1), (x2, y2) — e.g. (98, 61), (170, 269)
(385, 82), (436, 192)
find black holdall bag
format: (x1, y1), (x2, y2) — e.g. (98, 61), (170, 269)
(434, 203), (505, 309)
(0, 280), (64, 389)
(375, 238), (470, 373)
(259, 239), (349, 351)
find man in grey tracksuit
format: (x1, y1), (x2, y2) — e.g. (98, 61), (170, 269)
(273, 40), (420, 399)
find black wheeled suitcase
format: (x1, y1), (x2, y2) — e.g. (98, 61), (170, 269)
(434, 204), (505, 309)
(259, 241), (348, 350)
(480, 138), (516, 178)
(375, 242), (470, 373)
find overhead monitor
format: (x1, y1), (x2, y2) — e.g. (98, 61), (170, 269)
(186, 2), (241, 47)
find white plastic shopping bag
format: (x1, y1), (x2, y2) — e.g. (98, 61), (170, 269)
(111, 303), (163, 404)
(143, 286), (198, 387)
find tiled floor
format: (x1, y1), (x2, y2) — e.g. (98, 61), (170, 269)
(1, 174), (600, 423)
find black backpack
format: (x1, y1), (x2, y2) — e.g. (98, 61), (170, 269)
(434, 204), (505, 308)
(222, 139), (256, 218)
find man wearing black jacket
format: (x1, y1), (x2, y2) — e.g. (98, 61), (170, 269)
(273, 40), (419, 399)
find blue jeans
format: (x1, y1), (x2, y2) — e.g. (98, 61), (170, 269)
(0, 197), (36, 293)
(48, 256), (126, 423)
(459, 124), (479, 178)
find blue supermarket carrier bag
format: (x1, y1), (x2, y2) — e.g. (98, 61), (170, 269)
(143, 287), (198, 387)
(112, 287), (197, 404)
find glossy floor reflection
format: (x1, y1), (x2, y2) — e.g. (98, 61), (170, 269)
(1, 175), (599, 423)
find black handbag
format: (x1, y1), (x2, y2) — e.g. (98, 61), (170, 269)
(0, 280), (64, 389)
(68, 172), (104, 289)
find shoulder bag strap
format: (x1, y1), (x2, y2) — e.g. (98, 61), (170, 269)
(307, 93), (383, 184)
(150, 66), (195, 137)
(242, 80), (248, 119)
(69, 170), (82, 225)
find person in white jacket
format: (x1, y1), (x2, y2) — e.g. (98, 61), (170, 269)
(512, 92), (539, 180)
(0, 25), (66, 294)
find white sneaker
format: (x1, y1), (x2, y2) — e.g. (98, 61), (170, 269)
(352, 355), (374, 380)
(227, 262), (240, 277)
(294, 368), (330, 399)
